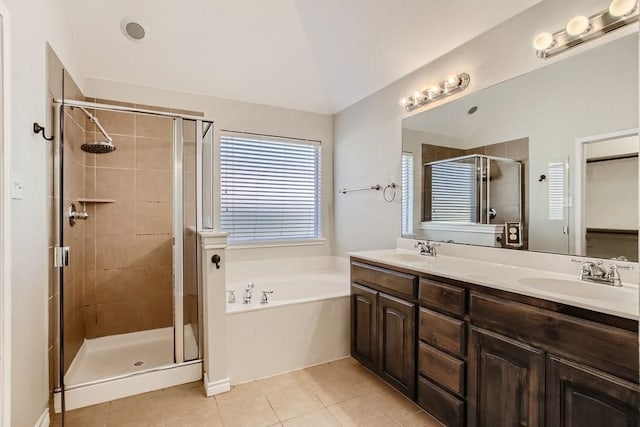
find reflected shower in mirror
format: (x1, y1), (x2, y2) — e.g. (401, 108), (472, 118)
(401, 32), (638, 259)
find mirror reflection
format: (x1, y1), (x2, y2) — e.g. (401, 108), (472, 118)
(401, 33), (638, 260)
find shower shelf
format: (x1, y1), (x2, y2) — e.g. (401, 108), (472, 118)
(77, 198), (115, 204)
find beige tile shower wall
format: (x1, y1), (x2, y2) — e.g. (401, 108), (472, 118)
(84, 107), (174, 338)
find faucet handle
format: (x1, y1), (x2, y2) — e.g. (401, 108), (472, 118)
(414, 240), (427, 248)
(261, 290), (274, 304)
(226, 290), (236, 303)
(246, 282), (255, 289)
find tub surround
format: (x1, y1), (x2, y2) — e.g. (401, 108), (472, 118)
(349, 241), (638, 320)
(225, 255), (350, 384)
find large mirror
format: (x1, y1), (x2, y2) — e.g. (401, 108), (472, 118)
(401, 33), (638, 260)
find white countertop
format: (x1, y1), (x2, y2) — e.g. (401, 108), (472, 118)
(348, 248), (639, 320)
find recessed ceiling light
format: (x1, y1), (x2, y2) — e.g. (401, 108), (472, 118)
(121, 19), (146, 41)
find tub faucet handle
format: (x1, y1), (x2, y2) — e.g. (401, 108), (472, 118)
(261, 290), (274, 304)
(226, 290), (236, 304)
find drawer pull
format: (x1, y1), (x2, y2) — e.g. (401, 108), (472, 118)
(442, 290), (449, 297)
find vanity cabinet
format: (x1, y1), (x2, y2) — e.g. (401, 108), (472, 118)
(467, 327), (544, 427)
(546, 356), (639, 427)
(350, 258), (639, 427)
(417, 278), (468, 427)
(378, 293), (416, 397)
(350, 261), (417, 398)
(350, 283), (378, 371)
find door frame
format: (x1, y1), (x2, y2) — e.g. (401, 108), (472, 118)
(0, 2), (11, 426)
(573, 128), (639, 256)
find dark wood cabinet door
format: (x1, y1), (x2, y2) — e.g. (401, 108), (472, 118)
(468, 327), (544, 427)
(378, 292), (416, 398)
(351, 283), (378, 371)
(546, 355), (640, 427)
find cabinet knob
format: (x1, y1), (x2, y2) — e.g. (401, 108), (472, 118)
(442, 290), (449, 297)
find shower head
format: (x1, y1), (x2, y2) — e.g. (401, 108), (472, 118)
(81, 140), (116, 154)
(74, 106), (116, 154)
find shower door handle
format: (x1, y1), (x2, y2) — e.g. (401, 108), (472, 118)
(211, 254), (221, 269)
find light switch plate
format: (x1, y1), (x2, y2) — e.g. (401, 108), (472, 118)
(10, 172), (23, 200)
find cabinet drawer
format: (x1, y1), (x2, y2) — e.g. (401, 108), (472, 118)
(351, 261), (417, 299)
(417, 377), (464, 427)
(419, 278), (466, 317)
(419, 307), (466, 357)
(470, 292), (639, 383)
(418, 342), (464, 396)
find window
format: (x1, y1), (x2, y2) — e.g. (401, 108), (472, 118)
(401, 152), (414, 234)
(220, 133), (321, 243)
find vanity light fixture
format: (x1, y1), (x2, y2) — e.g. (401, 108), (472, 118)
(399, 73), (470, 112)
(533, 0), (638, 59)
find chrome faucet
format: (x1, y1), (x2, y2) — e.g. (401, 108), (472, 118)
(243, 282), (255, 304)
(260, 290), (274, 304)
(415, 240), (440, 257)
(578, 261), (631, 287)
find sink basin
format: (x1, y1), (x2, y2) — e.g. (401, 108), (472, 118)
(517, 277), (637, 301)
(382, 252), (430, 264)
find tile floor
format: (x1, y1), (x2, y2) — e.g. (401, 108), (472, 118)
(52, 357), (443, 427)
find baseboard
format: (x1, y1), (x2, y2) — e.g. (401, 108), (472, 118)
(203, 373), (230, 397)
(35, 408), (50, 427)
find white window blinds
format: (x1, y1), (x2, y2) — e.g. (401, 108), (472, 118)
(430, 161), (476, 222)
(548, 162), (565, 221)
(220, 134), (322, 243)
(401, 152), (414, 234)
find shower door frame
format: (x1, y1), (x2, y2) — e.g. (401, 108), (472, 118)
(0, 4), (10, 426)
(53, 98), (213, 409)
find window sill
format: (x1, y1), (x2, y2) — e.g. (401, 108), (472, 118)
(226, 238), (327, 250)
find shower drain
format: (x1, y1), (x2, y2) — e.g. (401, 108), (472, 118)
(133, 361), (144, 367)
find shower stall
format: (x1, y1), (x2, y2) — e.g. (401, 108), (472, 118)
(51, 95), (214, 412)
(420, 154), (523, 247)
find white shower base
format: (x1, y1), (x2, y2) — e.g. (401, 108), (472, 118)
(56, 326), (201, 411)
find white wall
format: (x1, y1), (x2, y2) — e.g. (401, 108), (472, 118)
(585, 137), (639, 230)
(84, 78), (334, 263)
(333, 0), (635, 255)
(585, 157), (638, 229)
(3, 0), (82, 425)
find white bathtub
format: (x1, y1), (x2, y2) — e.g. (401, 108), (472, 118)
(226, 272), (349, 313)
(225, 257), (351, 384)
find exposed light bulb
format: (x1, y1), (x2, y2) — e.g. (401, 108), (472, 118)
(566, 16), (591, 36)
(445, 74), (461, 89)
(533, 32), (555, 50)
(609, 0), (637, 16)
(427, 85), (441, 99)
(399, 97), (410, 107)
(413, 91), (424, 102)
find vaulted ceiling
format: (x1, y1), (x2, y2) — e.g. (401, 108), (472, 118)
(65, 0), (541, 114)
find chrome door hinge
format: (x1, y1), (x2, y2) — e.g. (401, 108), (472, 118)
(54, 246), (70, 267)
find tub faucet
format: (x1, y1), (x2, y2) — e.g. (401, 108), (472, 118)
(243, 283), (255, 304)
